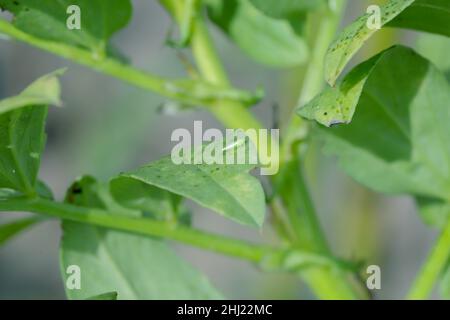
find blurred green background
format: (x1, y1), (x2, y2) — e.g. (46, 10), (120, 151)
(0, 0), (448, 299)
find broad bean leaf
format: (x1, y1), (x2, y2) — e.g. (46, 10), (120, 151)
(388, 0), (450, 37)
(61, 176), (222, 300)
(110, 177), (190, 224)
(206, 0), (308, 68)
(0, 70), (62, 195)
(325, 0), (450, 86)
(299, 46), (450, 202)
(249, 0), (324, 19)
(0, 216), (41, 246)
(0, 0), (132, 56)
(116, 139), (265, 227)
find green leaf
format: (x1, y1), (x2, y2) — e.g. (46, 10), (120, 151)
(388, 0), (450, 37)
(0, 216), (41, 246)
(115, 139), (265, 227)
(325, 0), (450, 86)
(61, 176), (222, 300)
(206, 0), (309, 68)
(299, 46), (450, 201)
(86, 291), (118, 300)
(0, 0), (132, 57)
(0, 70), (63, 195)
(164, 78), (264, 107)
(249, 0), (323, 19)
(160, 0), (200, 48)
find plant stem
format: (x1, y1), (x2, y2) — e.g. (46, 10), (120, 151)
(0, 197), (269, 262)
(160, 0), (263, 131)
(189, 9), (263, 131)
(407, 216), (450, 299)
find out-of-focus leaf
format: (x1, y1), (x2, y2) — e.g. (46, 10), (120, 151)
(61, 176), (222, 300)
(299, 46), (450, 202)
(206, 0), (308, 68)
(0, 217), (41, 246)
(0, 70), (63, 195)
(86, 291), (118, 300)
(0, 0), (132, 57)
(110, 177), (186, 223)
(36, 180), (54, 200)
(325, 0), (450, 85)
(249, 0), (323, 19)
(116, 138), (265, 227)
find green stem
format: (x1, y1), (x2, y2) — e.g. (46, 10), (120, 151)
(161, 0), (263, 131)
(276, 0), (362, 300)
(407, 216), (450, 299)
(190, 12), (263, 130)
(281, 0), (347, 162)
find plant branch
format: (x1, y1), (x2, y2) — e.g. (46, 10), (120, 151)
(281, 0), (347, 162)
(407, 215), (450, 299)
(0, 19), (258, 108)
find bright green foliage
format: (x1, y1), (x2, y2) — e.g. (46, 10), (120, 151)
(118, 140), (265, 227)
(388, 0), (450, 37)
(0, 0), (449, 301)
(0, 71), (63, 196)
(441, 265), (450, 298)
(0, 216), (41, 246)
(61, 176), (222, 300)
(325, 0), (450, 85)
(0, 0), (132, 56)
(300, 46), (450, 203)
(206, 0), (309, 68)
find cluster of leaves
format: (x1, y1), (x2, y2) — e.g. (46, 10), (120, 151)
(0, 0), (449, 300)
(298, 0), (450, 297)
(0, 70), (268, 298)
